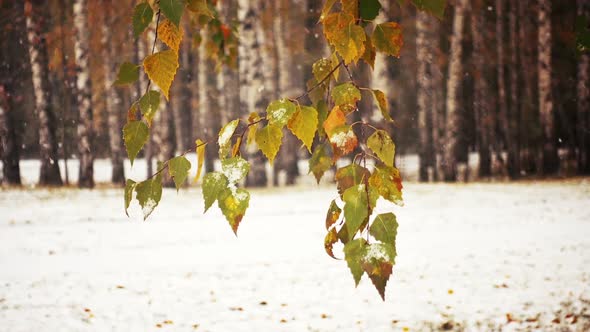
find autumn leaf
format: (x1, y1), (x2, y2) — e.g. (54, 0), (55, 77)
(369, 164), (403, 205)
(256, 124), (283, 165)
(168, 156), (191, 191)
(369, 213), (398, 247)
(343, 238), (368, 286)
(308, 142), (333, 184)
(323, 106), (347, 137)
(372, 22), (403, 57)
(246, 112), (261, 147)
(218, 119), (240, 159)
(159, 0), (185, 27)
(316, 100), (329, 138)
(328, 125), (358, 161)
(218, 188), (250, 235)
(266, 99), (297, 128)
(194, 139), (206, 183)
(341, 0), (359, 19)
(287, 105), (318, 152)
(360, 0), (382, 21)
(158, 19), (184, 53)
(143, 50), (179, 100)
(202, 172), (228, 212)
(362, 243), (396, 300)
(324, 228), (339, 259)
(325, 199), (342, 230)
(319, 0), (338, 21)
(139, 90), (160, 126)
(221, 157), (250, 184)
(371, 89), (393, 122)
(132, 2), (153, 37)
(312, 58), (333, 84)
(124, 179), (137, 217)
(135, 172), (163, 220)
(361, 37), (376, 69)
(343, 184), (369, 241)
(367, 129), (395, 166)
(123, 120), (149, 166)
(187, 0), (213, 18)
(323, 12), (366, 64)
(410, 0), (447, 19)
(332, 82), (361, 106)
(335, 164), (371, 197)
(114, 62), (139, 86)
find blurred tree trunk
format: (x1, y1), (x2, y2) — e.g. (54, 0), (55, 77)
(171, 19), (192, 154)
(240, 0), (268, 187)
(102, 0), (125, 185)
(471, 0), (492, 178)
(59, 0), (75, 185)
(190, 35), (201, 151)
(135, 36), (152, 176)
(495, 0), (509, 176)
(219, 0), (240, 123)
(538, 0), (558, 175)
(26, 0), (63, 186)
(442, 0), (469, 182)
(577, 0), (590, 174)
(73, 0), (94, 188)
(507, 1), (521, 178)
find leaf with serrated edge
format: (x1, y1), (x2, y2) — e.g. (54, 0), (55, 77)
(159, 0), (185, 27)
(343, 184), (369, 241)
(371, 89), (393, 121)
(343, 238), (368, 286)
(143, 50), (179, 100)
(187, 0), (213, 17)
(332, 82), (361, 106)
(218, 119), (239, 159)
(158, 19), (184, 53)
(372, 22), (404, 58)
(124, 179), (137, 216)
(123, 120), (149, 166)
(362, 243), (396, 300)
(323, 12), (366, 64)
(135, 173), (162, 220)
(218, 188), (250, 235)
(323, 106), (346, 137)
(168, 156), (191, 191)
(325, 199), (342, 230)
(132, 2), (153, 37)
(308, 142), (333, 183)
(367, 129), (395, 166)
(329, 125), (358, 161)
(255, 124), (282, 165)
(266, 99), (297, 128)
(324, 228), (339, 259)
(139, 90), (160, 126)
(369, 213), (398, 247)
(335, 164), (371, 197)
(194, 139), (206, 183)
(202, 172), (228, 212)
(221, 157), (250, 184)
(287, 105), (318, 152)
(114, 62), (139, 86)
(369, 164), (403, 205)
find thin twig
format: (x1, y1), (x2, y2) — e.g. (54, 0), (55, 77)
(291, 60), (344, 101)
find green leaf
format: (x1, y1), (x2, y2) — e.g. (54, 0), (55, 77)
(218, 188), (250, 235)
(324, 228), (339, 259)
(308, 142), (333, 184)
(360, 0), (382, 21)
(186, 0), (213, 17)
(218, 119), (240, 159)
(372, 22), (404, 57)
(123, 120), (149, 166)
(307, 77), (326, 106)
(371, 89), (393, 122)
(135, 174), (163, 220)
(202, 172), (229, 212)
(367, 129), (395, 167)
(139, 90), (160, 126)
(168, 156), (191, 190)
(114, 62), (139, 86)
(266, 99), (297, 128)
(124, 179), (137, 217)
(323, 12), (366, 64)
(325, 199), (342, 230)
(343, 238), (368, 286)
(331, 82), (361, 106)
(369, 164), (403, 205)
(335, 164), (371, 197)
(255, 124), (283, 165)
(159, 0), (185, 27)
(410, 0), (446, 19)
(287, 105), (318, 152)
(369, 213), (398, 246)
(316, 100), (329, 139)
(132, 2), (153, 37)
(362, 243), (395, 300)
(221, 156), (250, 184)
(343, 184), (369, 240)
(312, 58), (333, 84)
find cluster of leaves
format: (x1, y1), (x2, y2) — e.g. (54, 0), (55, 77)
(119, 0), (445, 300)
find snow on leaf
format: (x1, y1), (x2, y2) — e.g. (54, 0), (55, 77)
(159, 0), (185, 27)
(332, 82), (361, 106)
(193, 139), (206, 183)
(218, 119), (240, 160)
(218, 188), (250, 235)
(123, 120), (149, 166)
(323, 12), (366, 64)
(139, 90), (160, 126)
(367, 129), (395, 167)
(308, 142), (333, 184)
(114, 62), (139, 86)
(324, 228), (340, 259)
(266, 99), (297, 128)
(312, 58), (333, 84)
(362, 243), (396, 300)
(221, 157), (250, 184)
(255, 124), (282, 165)
(343, 184), (369, 241)
(202, 172), (228, 212)
(371, 89), (393, 122)
(329, 126), (358, 161)
(132, 2), (153, 37)
(369, 213), (398, 247)
(143, 49), (179, 100)
(135, 174), (163, 220)
(168, 156), (191, 191)
(124, 179), (137, 217)
(369, 164), (403, 205)
(158, 19), (184, 53)
(323, 106), (347, 137)
(325, 199), (342, 230)
(343, 238), (368, 286)
(371, 22), (403, 58)
(335, 164), (371, 197)
(287, 105), (318, 152)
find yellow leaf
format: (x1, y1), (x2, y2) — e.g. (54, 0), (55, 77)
(323, 106), (347, 137)
(256, 124), (283, 165)
(232, 137), (242, 157)
(194, 139), (206, 183)
(157, 19), (184, 53)
(372, 22), (404, 58)
(287, 105), (318, 152)
(323, 12), (366, 64)
(143, 49), (179, 100)
(246, 112), (260, 147)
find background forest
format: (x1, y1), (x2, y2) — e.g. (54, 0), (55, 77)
(1, 0), (588, 188)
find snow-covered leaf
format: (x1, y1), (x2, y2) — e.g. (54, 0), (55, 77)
(202, 172), (228, 212)
(221, 157), (250, 184)
(266, 99), (297, 128)
(218, 188), (250, 235)
(218, 119), (240, 160)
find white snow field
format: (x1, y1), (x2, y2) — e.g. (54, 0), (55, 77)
(1, 176), (590, 331)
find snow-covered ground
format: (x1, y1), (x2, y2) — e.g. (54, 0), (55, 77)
(1, 177), (589, 331)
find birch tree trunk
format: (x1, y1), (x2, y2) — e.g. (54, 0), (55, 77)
(27, 0), (63, 186)
(220, 0), (240, 123)
(538, 0), (558, 174)
(495, 0), (509, 176)
(73, 0), (94, 188)
(507, 0), (521, 178)
(577, 0), (590, 174)
(442, 0), (469, 182)
(171, 19), (192, 154)
(0, 93), (21, 186)
(102, 0), (125, 185)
